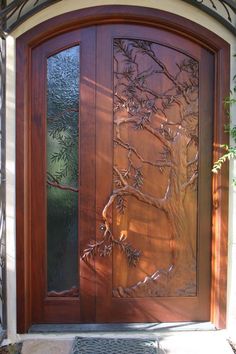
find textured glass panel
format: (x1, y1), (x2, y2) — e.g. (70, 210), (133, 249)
(47, 46), (79, 296)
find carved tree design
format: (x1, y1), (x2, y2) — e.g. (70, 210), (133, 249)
(82, 39), (199, 297)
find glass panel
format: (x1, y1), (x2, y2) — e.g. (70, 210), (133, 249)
(112, 39), (199, 297)
(47, 46), (79, 296)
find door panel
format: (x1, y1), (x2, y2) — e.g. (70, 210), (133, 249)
(31, 28), (96, 323)
(112, 38), (198, 298)
(30, 24), (213, 324)
(94, 24), (213, 322)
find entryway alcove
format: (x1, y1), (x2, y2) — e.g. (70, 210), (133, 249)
(16, 5), (229, 333)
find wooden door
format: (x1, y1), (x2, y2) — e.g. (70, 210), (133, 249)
(29, 23), (213, 324)
(92, 24), (213, 322)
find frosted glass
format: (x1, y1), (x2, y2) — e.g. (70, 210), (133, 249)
(47, 46), (79, 295)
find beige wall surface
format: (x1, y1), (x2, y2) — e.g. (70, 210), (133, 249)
(5, 0), (236, 342)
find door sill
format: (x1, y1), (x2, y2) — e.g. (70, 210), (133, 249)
(29, 322), (216, 333)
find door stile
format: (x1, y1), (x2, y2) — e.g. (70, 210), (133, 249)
(95, 25), (114, 322)
(79, 27), (97, 322)
(197, 50), (214, 317)
(31, 44), (47, 323)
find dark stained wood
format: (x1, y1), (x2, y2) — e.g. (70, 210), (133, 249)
(31, 35), (47, 324)
(16, 35), (32, 334)
(18, 28), (97, 326)
(95, 24), (114, 323)
(16, 6), (229, 332)
(197, 44), (215, 321)
(211, 46), (230, 329)
(79, 27), (97, 323)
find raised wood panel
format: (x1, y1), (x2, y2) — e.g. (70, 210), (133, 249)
(112, 39), (199, 298)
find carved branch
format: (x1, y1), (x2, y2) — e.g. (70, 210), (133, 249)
(83, 39), (200, 275)
(115, 116), (171, 149)
(47, 286), (79, 297)
(115, 72), (186, 122)
(47, 180), (78, 193)
(82, 220), (141, 267)
(83, 162), (168, 266)
(132, 40), (191, 104)
(181, 171), (198, 189)
(108, 184), (168, 213)
(113, 165), (128, 186)
(114, 116), (136, 140)
(114, 138), (173, 169)
(187, 152), (199, 166)
(113, 238), (141, 267)
(82, 237), (112, 262)
(144, 123), (172, 149)
(134, 80), (184, 107)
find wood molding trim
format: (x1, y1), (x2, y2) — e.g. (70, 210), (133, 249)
(16, 5), (230, 333)
(211, 46), (230, 329)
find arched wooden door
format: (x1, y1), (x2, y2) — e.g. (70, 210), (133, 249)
(17, 8), (229, 331)
(29, 23), (213, 324)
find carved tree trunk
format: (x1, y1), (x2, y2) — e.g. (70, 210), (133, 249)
(83, 38), (199, 298)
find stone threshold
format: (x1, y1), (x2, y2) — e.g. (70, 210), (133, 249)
(29, 322), (215, 333)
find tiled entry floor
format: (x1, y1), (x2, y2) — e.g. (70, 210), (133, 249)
(19, 331), (234, 354)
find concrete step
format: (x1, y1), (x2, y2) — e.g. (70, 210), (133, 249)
(19, 331), (234, 354)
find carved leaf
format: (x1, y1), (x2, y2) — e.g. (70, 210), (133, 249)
(116, 241), (141, 267)
(82, 240), (99, 262)
(116, 196), (127, 214)
(133, 168), (144, 190)
(99, 244), (112, 257)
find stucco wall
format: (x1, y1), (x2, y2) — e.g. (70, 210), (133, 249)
(5, 0), (236, 342)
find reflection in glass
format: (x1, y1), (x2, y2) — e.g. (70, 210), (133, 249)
(47, 46), (79, 295)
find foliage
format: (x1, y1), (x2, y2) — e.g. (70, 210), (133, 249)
(46, 47), (79, 292)
(47, 46), (79, 188)
(212, 55), (236, 185)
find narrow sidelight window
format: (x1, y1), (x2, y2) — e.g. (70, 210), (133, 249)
(46, 46), (80, 296)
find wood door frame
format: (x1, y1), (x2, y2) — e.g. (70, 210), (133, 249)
(16, 5), (229, 333)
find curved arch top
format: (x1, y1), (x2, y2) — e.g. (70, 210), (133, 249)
(17, 5), (230, 53)
(0, 0), (235, 35)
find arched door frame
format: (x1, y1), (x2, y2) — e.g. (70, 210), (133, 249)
(16, 5), (229, 332)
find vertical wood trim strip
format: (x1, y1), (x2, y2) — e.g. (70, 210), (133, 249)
(211, 45), (230, 329)
(16, 41), (31, 333)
